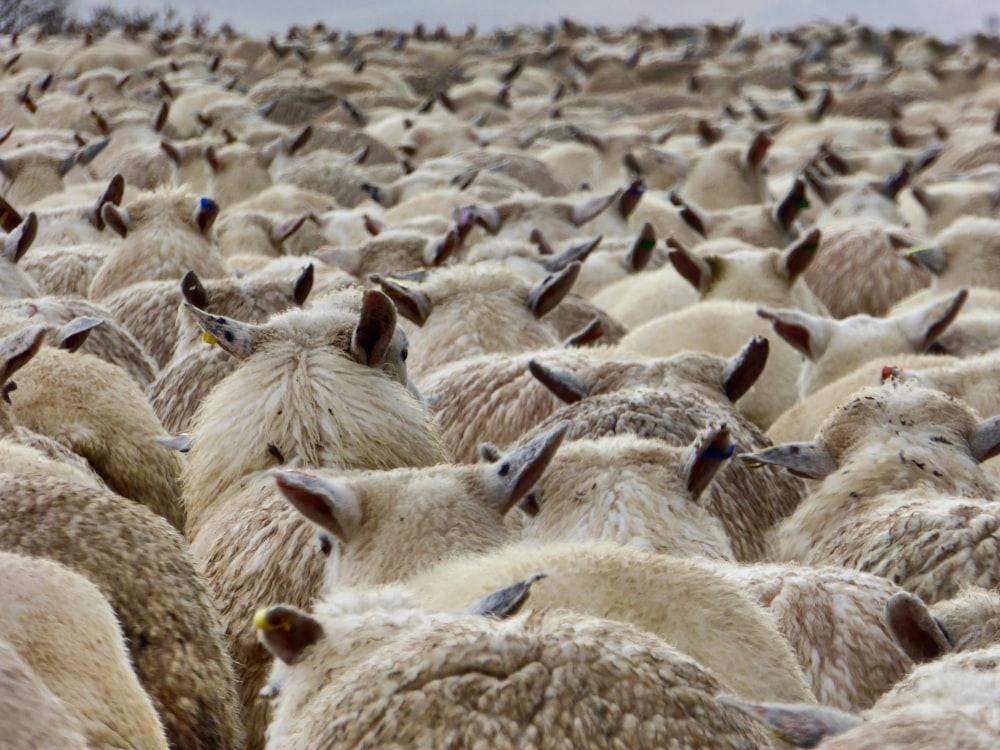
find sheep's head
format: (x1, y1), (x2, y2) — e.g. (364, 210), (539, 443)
(102, 188), (219, 240)
(271, 423), (567, 585)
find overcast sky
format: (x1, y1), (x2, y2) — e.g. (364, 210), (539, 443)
(73, 0), (994, 40)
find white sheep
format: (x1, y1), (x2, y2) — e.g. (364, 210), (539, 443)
(745, 381), (1000, 603)
(0, 210), (40, 299)
(678, 131), (772, 210)
(254, 586), (775, 749)
(0, 551), (170, 750)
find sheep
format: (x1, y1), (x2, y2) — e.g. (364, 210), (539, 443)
(422, 336), (769, 463)
(0, 139), (109, 206)
(180, 288), (444, 537)
(0, 637), (89, 750)
(0, 295), (157, 388)
(314, 225), (459, 278)
(0, 551), (170, 750)
(908, 216), (1000, 291)
(0, 210), (40, 299)
(745, 381), (1000, 603)
(193, 426), (564, 750)
(254, 587), (775, 749)
(678, 131), (772, 210)
(800, 218), (933, 318)
(0, 465), (245, 750)
(518, 358), (806, 562)
(212, 208), (313, 257)
(715, 562), (916, 711)
(406, 542), (816, 706)
(904, 180), (1000, 235)
(757, 287), (967, 399)
(368, 262), (578, 381)
(885, 587), (1000, 660)
(517, 426), (737, 560)
(19, 242), (109, 297)
(88, 186), (227, 301)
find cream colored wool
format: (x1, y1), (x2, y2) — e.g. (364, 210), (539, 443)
(0, 552), (169, 750)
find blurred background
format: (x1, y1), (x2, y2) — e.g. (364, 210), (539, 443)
(7, 0), (998, 38)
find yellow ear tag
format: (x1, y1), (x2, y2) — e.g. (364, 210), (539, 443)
(202, 332), (219, 346)
(253, 609), (271, 631)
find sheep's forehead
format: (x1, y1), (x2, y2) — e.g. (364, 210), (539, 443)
(552, 436), (682, 472)
(819, 384), (976, 453)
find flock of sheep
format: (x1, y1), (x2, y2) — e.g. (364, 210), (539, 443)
(2, 12), (1000, 750)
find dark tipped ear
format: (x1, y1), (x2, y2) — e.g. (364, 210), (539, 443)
(160, 140), (182, 165)
(153, 100), (169, 132)
(716, 696), (863, 748)
(542, 235), (602, 273)
(184, 303), (258, 359)
(293, 264), (314, 306)
(272, 214), (308, 245)
(969, 415), (1000, 463)
(485, 423), (568, 514)
(668, 241), (712, 293)
(562, 316), (603, 347)
(0, 324), (49, 381)
(885, 591), (951, 662)
(423, 228), (458, 267)
(896, 288), (967, 351)
(619, 179), (646, 219)
(744, 131), (773, 169)
(286, 124), (312, 155)
(722, 336), (769, 403)
(273, 469), (361, 542)
(155, 433), (195, 453)
(685, 424), (734, 499)
(255, 605), (324, 666)
(909, 185), (938, 216)
(463, 573), (547, 619)
(55, 317), (103, 352)
(525, 261), (581, 319)
(0, 194), (23, 232)
(780, 228), (821, 282)
(194, 197), (220, 235)
(678, 203), (709, 238)
(181, 270), (209, 309)
(740, 442), (837, 480)
(879, 162), (912, 200)
(774, 176), (808, 232)
(625, 222), (656, 273)
(369, 274), (432, 326)
(101, 203), (128, 238)
(351, 289), (397, 367)
(757, 307), (834, 360)
(530, 228), (555, 256)
(90, 173), (125, 230)
(528, 359), (589, 404)
(478, 442), (502, 462)
(4, 211), (36, 263)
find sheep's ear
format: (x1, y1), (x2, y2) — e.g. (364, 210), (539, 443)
(910, 185), (938, 216)
(160, 140), (183, 165)
(618, 178), (645, 220)
(254, 605), (324, 665)
(273, 469), (362, 542)
(528, 359), (589, 404)
(272, 214), (307, 246)
(193, 197), (220, 235)
(741, 442), (837, 479)
(757, 307), (834, 361)
(675, 200), (710, 238)
(184, 303), (259, 359)
(716, 696), (864, 748)
(152, 100), (169, 133)
(286, 124), (312, 155)
(101, 203), (129, 238)
(463, 573), (547, 619)
(903, 244), (946, 274)
(484, 423), (568, 514)
(563, 316), (603, 348)
(0, 194), (23, 232)
(685, 423), (734, 499)
(350, 289), (397, 367)
(369, 274), (432, 326)
(478, 442), (502, 462)
(879, 162), (912, 201)
(423, 228), (458, 267)
(722, 336), (769, 403)
(969, 415), (1000, 463)
(0, 324), (48, 381)
(779, 228), (821, 283)
(155, 433), (195, 452)
(668, 241), (713, 293)
(3, 211), (36, 263)
(896, 288), (967, 351)
(525, 261), (581, 319)
(743, 131), (773, 169)
(59, 136), (110, 175)
(56, 316), (102, 352)
(181, 270), (209, 309)
(625, 222), (656, 273)
(542, 235), (602, 273)
(570, 189), (621, 226)
(293, 264), (314, 306)
(885, 591), (951, 662)
(773, 175), (808, 232)
(89, 173), (125, 230)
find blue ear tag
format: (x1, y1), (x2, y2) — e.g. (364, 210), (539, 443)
(705, 443), (736, 461)
(200, 197), (217, 210)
